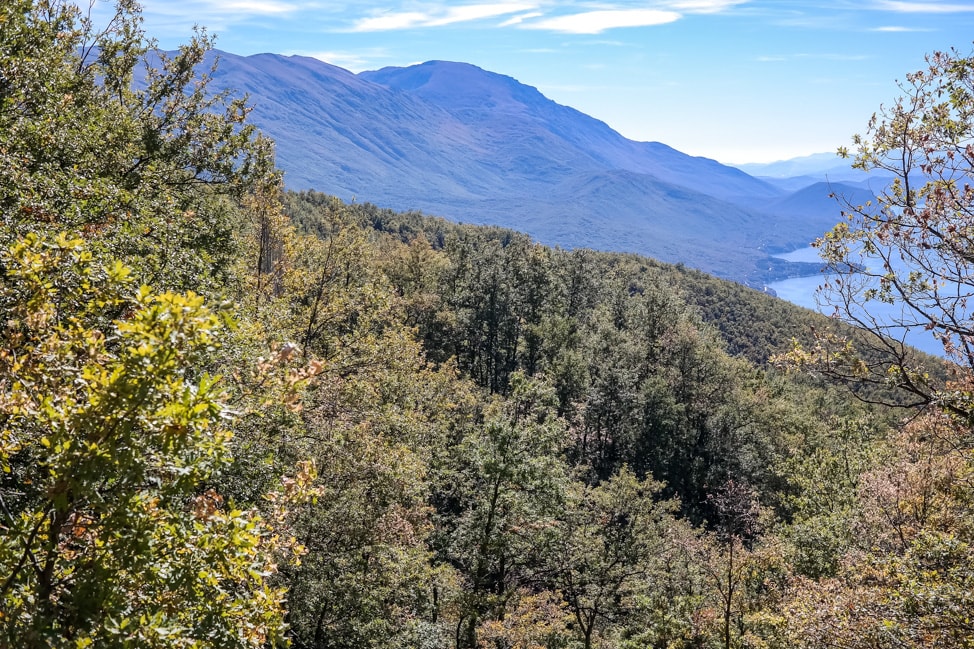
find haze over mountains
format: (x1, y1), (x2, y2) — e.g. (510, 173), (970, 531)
(738, 153), (896, 193)
(204, 50), (879, 286)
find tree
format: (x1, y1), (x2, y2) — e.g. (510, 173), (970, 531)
(221, 197), (464, 649)
(783, 411), (974, 649)
(0, 234), (308, 647)
(703, 480), (765, 649)
(550, 468), (678, 649)
(778, 47), (974, 648)
(0, 0), (275, 293)
(780, 416), (878, 579)
(0, 2), (312, 644)
(798, 47), (974, 417)
(432, 373), (569, 648)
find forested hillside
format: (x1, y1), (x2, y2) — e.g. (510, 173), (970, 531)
(3, 2), (974, 649)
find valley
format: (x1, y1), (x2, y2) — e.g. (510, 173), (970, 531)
(202, 50), (879, 288)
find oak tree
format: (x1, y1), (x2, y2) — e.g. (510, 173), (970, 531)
(802, 47), (974, 418)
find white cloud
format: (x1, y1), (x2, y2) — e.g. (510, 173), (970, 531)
(664, 0), (748, 13)
(293, 49), (390, 72)
(143, 0), (298, 17)
(216, 0), (298, 14)
(428, 3), (539, 26)
(499, 11), (545, 27)
(520, 9), (682, 34)
(117, 0), (300, 36)
(350, 2), (538, 32)
(870, 25), (934, 31)
(343, 1), (749, 35)
(512, 0), (747, 34)
(876, 1), (974, 12)
(352, 11), (429, 31)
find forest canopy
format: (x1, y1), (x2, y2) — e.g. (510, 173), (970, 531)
(2, 2), (974, 648)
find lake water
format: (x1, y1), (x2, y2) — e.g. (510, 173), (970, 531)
(767, 247), (946, 357)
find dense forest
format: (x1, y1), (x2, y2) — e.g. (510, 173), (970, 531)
(2, 2), (974, 648)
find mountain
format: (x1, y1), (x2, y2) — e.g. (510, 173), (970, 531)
(736, 152), (849, 178)
(735, 152), (896, 192)
(204, 51), (857, 286)
(359, 61), (781, 204)
(761, 181), (877, 250)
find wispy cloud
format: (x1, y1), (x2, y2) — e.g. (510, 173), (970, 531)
(350, 2), (538, 32)
(143, 0), (299, 18)
(870, 25), (935, 31)
(876, 0), (974, 12)
(292, 49), (391, 72)
(500, 11), (545, 27)
(352, 11), (428, 31)
(665, 0), (748, 13)
(216, 0), (297, 13)
(520, 9), (682, 34)
(345, 1), (749, 35)
(514, 0), (749, 34)
(429, 3), (539, 26)
(108, 0), (301, 36)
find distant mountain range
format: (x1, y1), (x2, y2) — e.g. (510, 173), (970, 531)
(736, 153), (896, 193)
(202, 50), (881, 286)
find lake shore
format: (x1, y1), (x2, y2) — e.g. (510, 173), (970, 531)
(766, 246), (945, 357)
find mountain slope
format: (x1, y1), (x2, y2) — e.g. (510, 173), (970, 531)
(760, 181), (877, 250)
(736, 152), (896, 192)
(204, 51), (845, 285)
(360, 61), (780, 203)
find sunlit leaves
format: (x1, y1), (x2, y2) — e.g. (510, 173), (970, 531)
(799, 47), (974, 416)
(0, 0), (275, 292)
(0, 235), (292, 647)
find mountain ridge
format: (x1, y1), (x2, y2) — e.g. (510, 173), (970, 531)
(203, 50), (858, 286)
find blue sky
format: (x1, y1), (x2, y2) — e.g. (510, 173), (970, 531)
(101, 1), (974, 163)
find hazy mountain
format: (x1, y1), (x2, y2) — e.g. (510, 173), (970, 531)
(736, 152), (845, 177)
(735, 152), (896, 191)
(359, 61), (781, 204)
(204, 50), (859, 285)
(760, 181), (877, 250)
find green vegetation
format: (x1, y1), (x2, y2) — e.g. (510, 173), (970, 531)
(794, 47), (974, 420)
(2, 2), (973, 648)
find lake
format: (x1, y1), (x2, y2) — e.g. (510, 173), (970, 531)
(767, 246), (946, 358)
